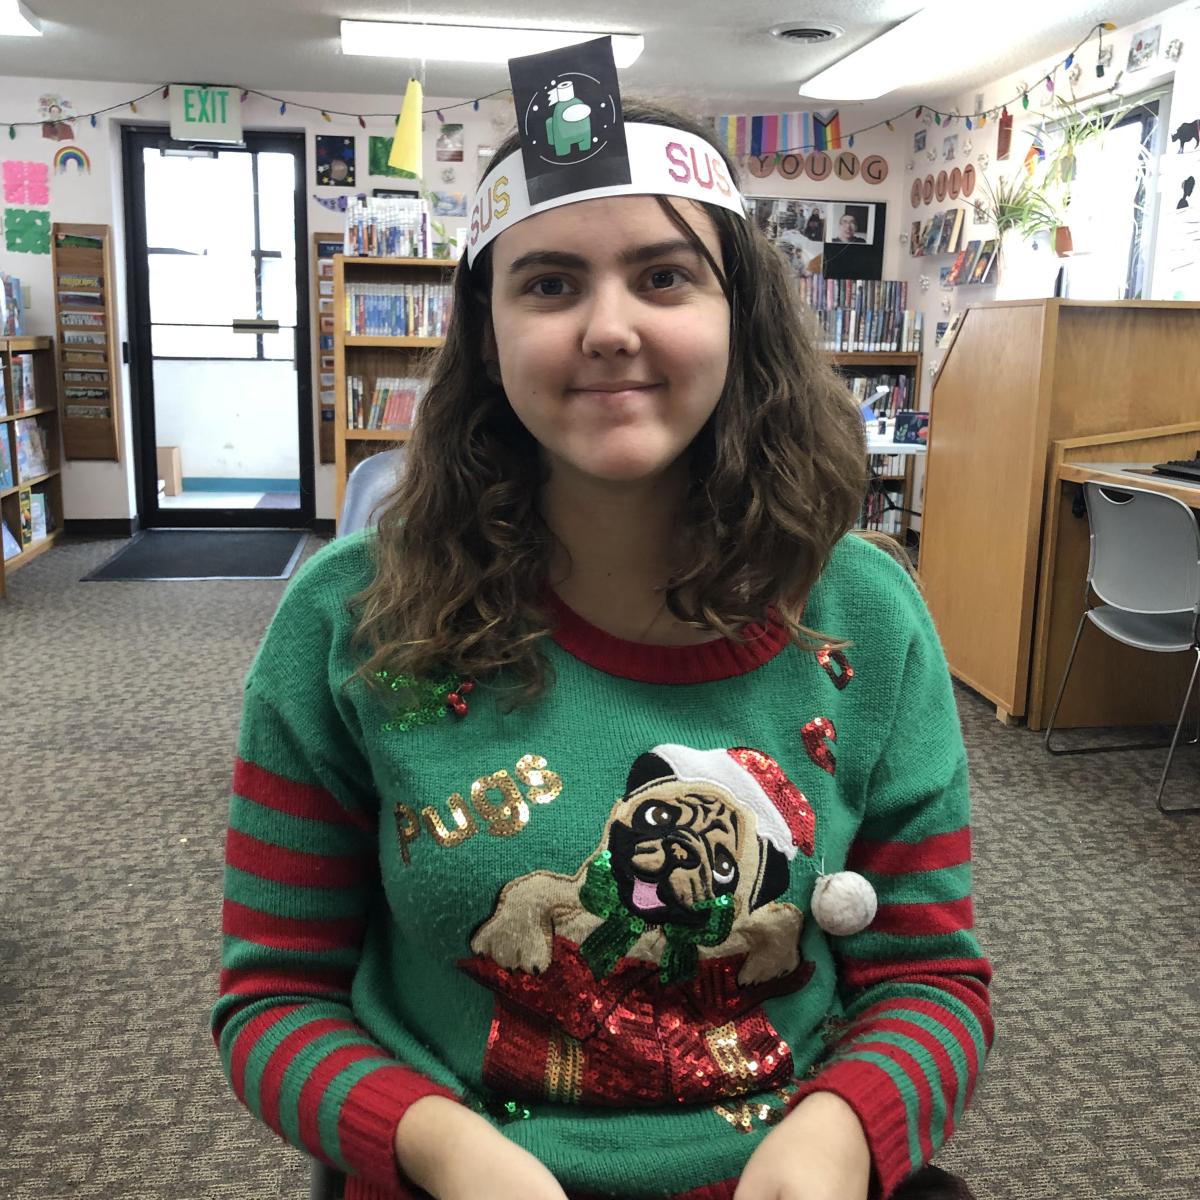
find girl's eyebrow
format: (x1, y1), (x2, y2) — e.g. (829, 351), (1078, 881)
(506, 239), (704, 276)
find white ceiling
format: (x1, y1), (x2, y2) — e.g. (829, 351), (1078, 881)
(0, 1), (1176, 112)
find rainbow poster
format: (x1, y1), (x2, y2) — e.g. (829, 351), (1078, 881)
(715, 110), (842, 157)
(53, 145), (90, 175)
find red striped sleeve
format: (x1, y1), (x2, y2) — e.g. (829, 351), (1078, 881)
(871, 895), (974, 938)
(848, 827), (971, 875)
(225, 827), (373, 889)
(217, 964), (356, 1015)
(298, 1043), (394, 1160)
(260, 1017), (375, 1134)
(233, 756), (374, 830)
(229, 1004), (302, 1099)
(222, 899), (367, 953)
(840, 955), (992, 994)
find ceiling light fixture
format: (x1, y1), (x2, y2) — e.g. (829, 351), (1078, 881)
(0, 0), (42, 37)
(798, 5), (945, 101)
(340, 20), (644, 68)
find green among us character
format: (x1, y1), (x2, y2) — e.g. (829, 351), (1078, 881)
(545, 80), (592, 157)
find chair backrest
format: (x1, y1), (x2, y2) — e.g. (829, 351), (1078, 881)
(338, 447), (406, 537)
(1084, 481), (1200, 615)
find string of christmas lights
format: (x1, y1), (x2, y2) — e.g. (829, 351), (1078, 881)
(2, 20), (1118, 148)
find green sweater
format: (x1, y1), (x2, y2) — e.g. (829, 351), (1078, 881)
(212, 531), (992, 1200)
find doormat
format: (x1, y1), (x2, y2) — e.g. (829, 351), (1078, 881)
(83, 530), (307, 581)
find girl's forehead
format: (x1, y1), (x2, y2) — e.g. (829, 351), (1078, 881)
(491, 194), (721, 265)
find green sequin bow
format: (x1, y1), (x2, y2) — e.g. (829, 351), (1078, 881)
(376, 670), (458, 733)
(578, 851), (734, 985)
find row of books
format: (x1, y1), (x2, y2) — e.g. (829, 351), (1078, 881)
(1, 419), (49, 487)
(1, 273), (24, 337)
(345, 282), (452, 339)
(1, 489), (52, 559)
(797, 276), (910, 317)
(346, 375), (428, 430)
(816, 307), (924, 354)
(945, 240), (1000, 287)
(1, 353), (37, 416)
(344, 197), (432, 259)
(867, 452), (909, 477)
(859, 497), (906, 537)
(844, 371), (913, 420)
(911, 208), (970, 258)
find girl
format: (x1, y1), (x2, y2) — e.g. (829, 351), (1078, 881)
(213, 100), (991, 1200)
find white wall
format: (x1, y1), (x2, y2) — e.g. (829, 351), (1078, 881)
(0, 76), (514, 521)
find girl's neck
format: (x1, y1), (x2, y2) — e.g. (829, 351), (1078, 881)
(541, 462), (718, 646)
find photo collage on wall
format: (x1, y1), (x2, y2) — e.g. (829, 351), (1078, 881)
(746, 197), (886, 281)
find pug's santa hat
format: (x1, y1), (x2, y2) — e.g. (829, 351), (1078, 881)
(648, 744), (878, 937)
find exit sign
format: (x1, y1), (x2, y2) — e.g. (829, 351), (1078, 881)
(169, 86), (243, 144)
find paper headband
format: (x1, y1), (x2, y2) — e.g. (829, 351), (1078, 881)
(467, 123), (747, 265)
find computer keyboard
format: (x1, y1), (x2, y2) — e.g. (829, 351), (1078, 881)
(1152, 456), (1200, 482)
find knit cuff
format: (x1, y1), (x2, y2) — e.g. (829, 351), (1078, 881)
(789, 1059), (914, 1200)
(337, 1063), (459, 1197)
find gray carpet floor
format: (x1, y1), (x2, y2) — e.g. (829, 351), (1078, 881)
(1, 534), (1197, 1200)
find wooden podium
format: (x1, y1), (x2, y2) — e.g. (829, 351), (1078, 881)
(920, 299), (1200, 726)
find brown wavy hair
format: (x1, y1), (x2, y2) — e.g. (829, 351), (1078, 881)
(351, 99), (871, 708)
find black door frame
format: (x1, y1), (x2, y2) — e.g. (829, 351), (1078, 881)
(122, 125), (314, 529)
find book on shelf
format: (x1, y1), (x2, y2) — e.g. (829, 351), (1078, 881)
(1, 272), (24, 336)
(0, 365), (6, 416)
(0, 427), (12, 487)
(11, 353), (36, 411)
(18, 487), (32, 545)
(58, 273), (101, 288)
(56, 233), (103, 250)
(939, 208), (964, 255)
(28, 490), (47, 541)
(969, 240), (998, 285)
(344, 281), (452, 338)
(957, 240), (982, 285)
(2, 515), (19, 560)
(14, 418), (49, 479)
(922, 214), (944, 255)
(946, 247), (970, 286)
(345, 375), (428, 430)
(344, 196), (431, 258)
(65, 404), (112, 419)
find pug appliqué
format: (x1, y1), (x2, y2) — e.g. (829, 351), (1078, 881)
(460, 744), (818, 1107)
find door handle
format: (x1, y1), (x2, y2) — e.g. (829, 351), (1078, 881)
(232, 318), (281, 333)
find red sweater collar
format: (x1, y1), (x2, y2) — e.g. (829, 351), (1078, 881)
(544, 590), (791, 684)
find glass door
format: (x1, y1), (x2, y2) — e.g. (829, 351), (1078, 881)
(123, 128), (313, 528)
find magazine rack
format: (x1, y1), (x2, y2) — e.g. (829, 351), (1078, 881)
(52, 223), (121, 461)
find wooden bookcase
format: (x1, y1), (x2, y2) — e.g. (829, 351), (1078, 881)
(333, 256), (455, 528)
(0, 336), (62, 599)
(51, 222), (121, 462)
(312, 232), (341, 465)
(832, 350), (923, 543)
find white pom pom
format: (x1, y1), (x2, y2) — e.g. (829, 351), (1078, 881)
(811, 871), (878, 936)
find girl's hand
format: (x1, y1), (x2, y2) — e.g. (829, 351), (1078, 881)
(734, 1092), (871, 1200)
(394, 1094), (569, 1200)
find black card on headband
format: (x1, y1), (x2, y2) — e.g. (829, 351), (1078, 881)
(508, 36), (631, 206)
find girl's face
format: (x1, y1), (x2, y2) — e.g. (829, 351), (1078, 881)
(488, 195), (730, 487)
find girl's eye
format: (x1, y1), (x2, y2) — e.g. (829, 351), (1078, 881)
(530, 277), (570, 297)
(648, 268), (687, 290)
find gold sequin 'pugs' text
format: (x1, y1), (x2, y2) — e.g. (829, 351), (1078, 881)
(393, 754), (563, 865)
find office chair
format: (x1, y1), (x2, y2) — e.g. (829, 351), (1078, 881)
(339, 446), (407, 536)
(1044, 481), (1200, 814)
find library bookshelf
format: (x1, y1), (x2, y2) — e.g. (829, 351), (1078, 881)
(332, 256), (456, 528)
(831, 349), (924, 544)
(0, 336), (62, 599)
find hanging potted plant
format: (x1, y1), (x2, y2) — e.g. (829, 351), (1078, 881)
(978, 170), (1062, 266)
